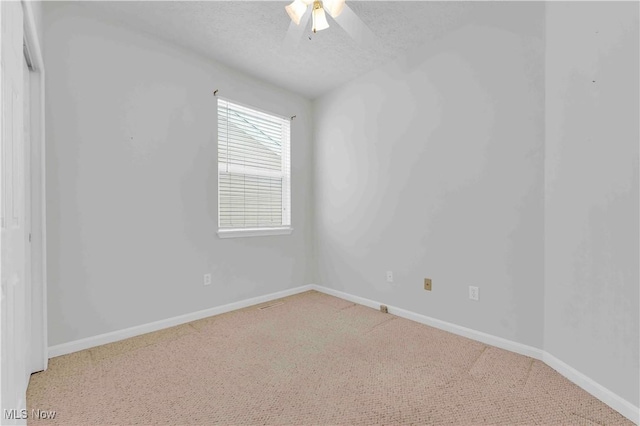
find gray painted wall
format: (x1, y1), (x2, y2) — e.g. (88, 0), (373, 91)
(313, 3), (545, 348)
(43, 3), (314, 346)
(544, 2), (639, 406)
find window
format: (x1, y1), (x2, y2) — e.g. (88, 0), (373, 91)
(217, 98), (291, 238)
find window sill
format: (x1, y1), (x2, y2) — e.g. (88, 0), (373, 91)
(217, 227), (293, 239)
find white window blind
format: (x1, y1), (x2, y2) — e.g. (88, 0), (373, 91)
(218, 98), (291, 231)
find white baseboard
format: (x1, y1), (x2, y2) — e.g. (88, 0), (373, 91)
(543, 352), (639, 425)
(310, 285), (544, 360)
(311, 284), (638, 425)
(48, 284), (314, 358)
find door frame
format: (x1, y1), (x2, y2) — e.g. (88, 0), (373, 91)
(22, 0), (47, 373)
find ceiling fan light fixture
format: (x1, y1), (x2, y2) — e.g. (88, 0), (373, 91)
(324, 0), (346, 18)
(285, 0), (308, 25)
(311, 1), (330, 33)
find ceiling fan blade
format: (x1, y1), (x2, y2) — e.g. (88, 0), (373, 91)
(333, 4), (376, 48)
(283, 6), (312, 50)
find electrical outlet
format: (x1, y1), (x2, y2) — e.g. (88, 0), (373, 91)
(204, 273), (212, 286)
(386, 271), (394, 283)
(424, 278), (432, 291)
(469, 286), (479, 301)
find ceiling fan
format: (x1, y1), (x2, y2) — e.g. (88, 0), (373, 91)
(283, 0), (375, 47)
(286, 0), (345, 33)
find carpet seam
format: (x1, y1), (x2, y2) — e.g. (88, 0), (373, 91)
(522, 358), (535, 389)
(570, 410), (606, 426)
(365, 316), (398, 334)
(467, 345), (489, 374)
(337, 303), (357, 311)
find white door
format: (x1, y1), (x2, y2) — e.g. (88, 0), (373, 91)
(23, 51), (33, 381)
(1, 0), (29, 423)
(21, 0), (47, 375)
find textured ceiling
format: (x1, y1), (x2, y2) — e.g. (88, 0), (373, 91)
(74, 1), (495, 99)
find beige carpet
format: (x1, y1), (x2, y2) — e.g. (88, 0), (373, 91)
(28, 290), (632, 425)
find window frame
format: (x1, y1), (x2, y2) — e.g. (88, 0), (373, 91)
(216, 97), (293, 238)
